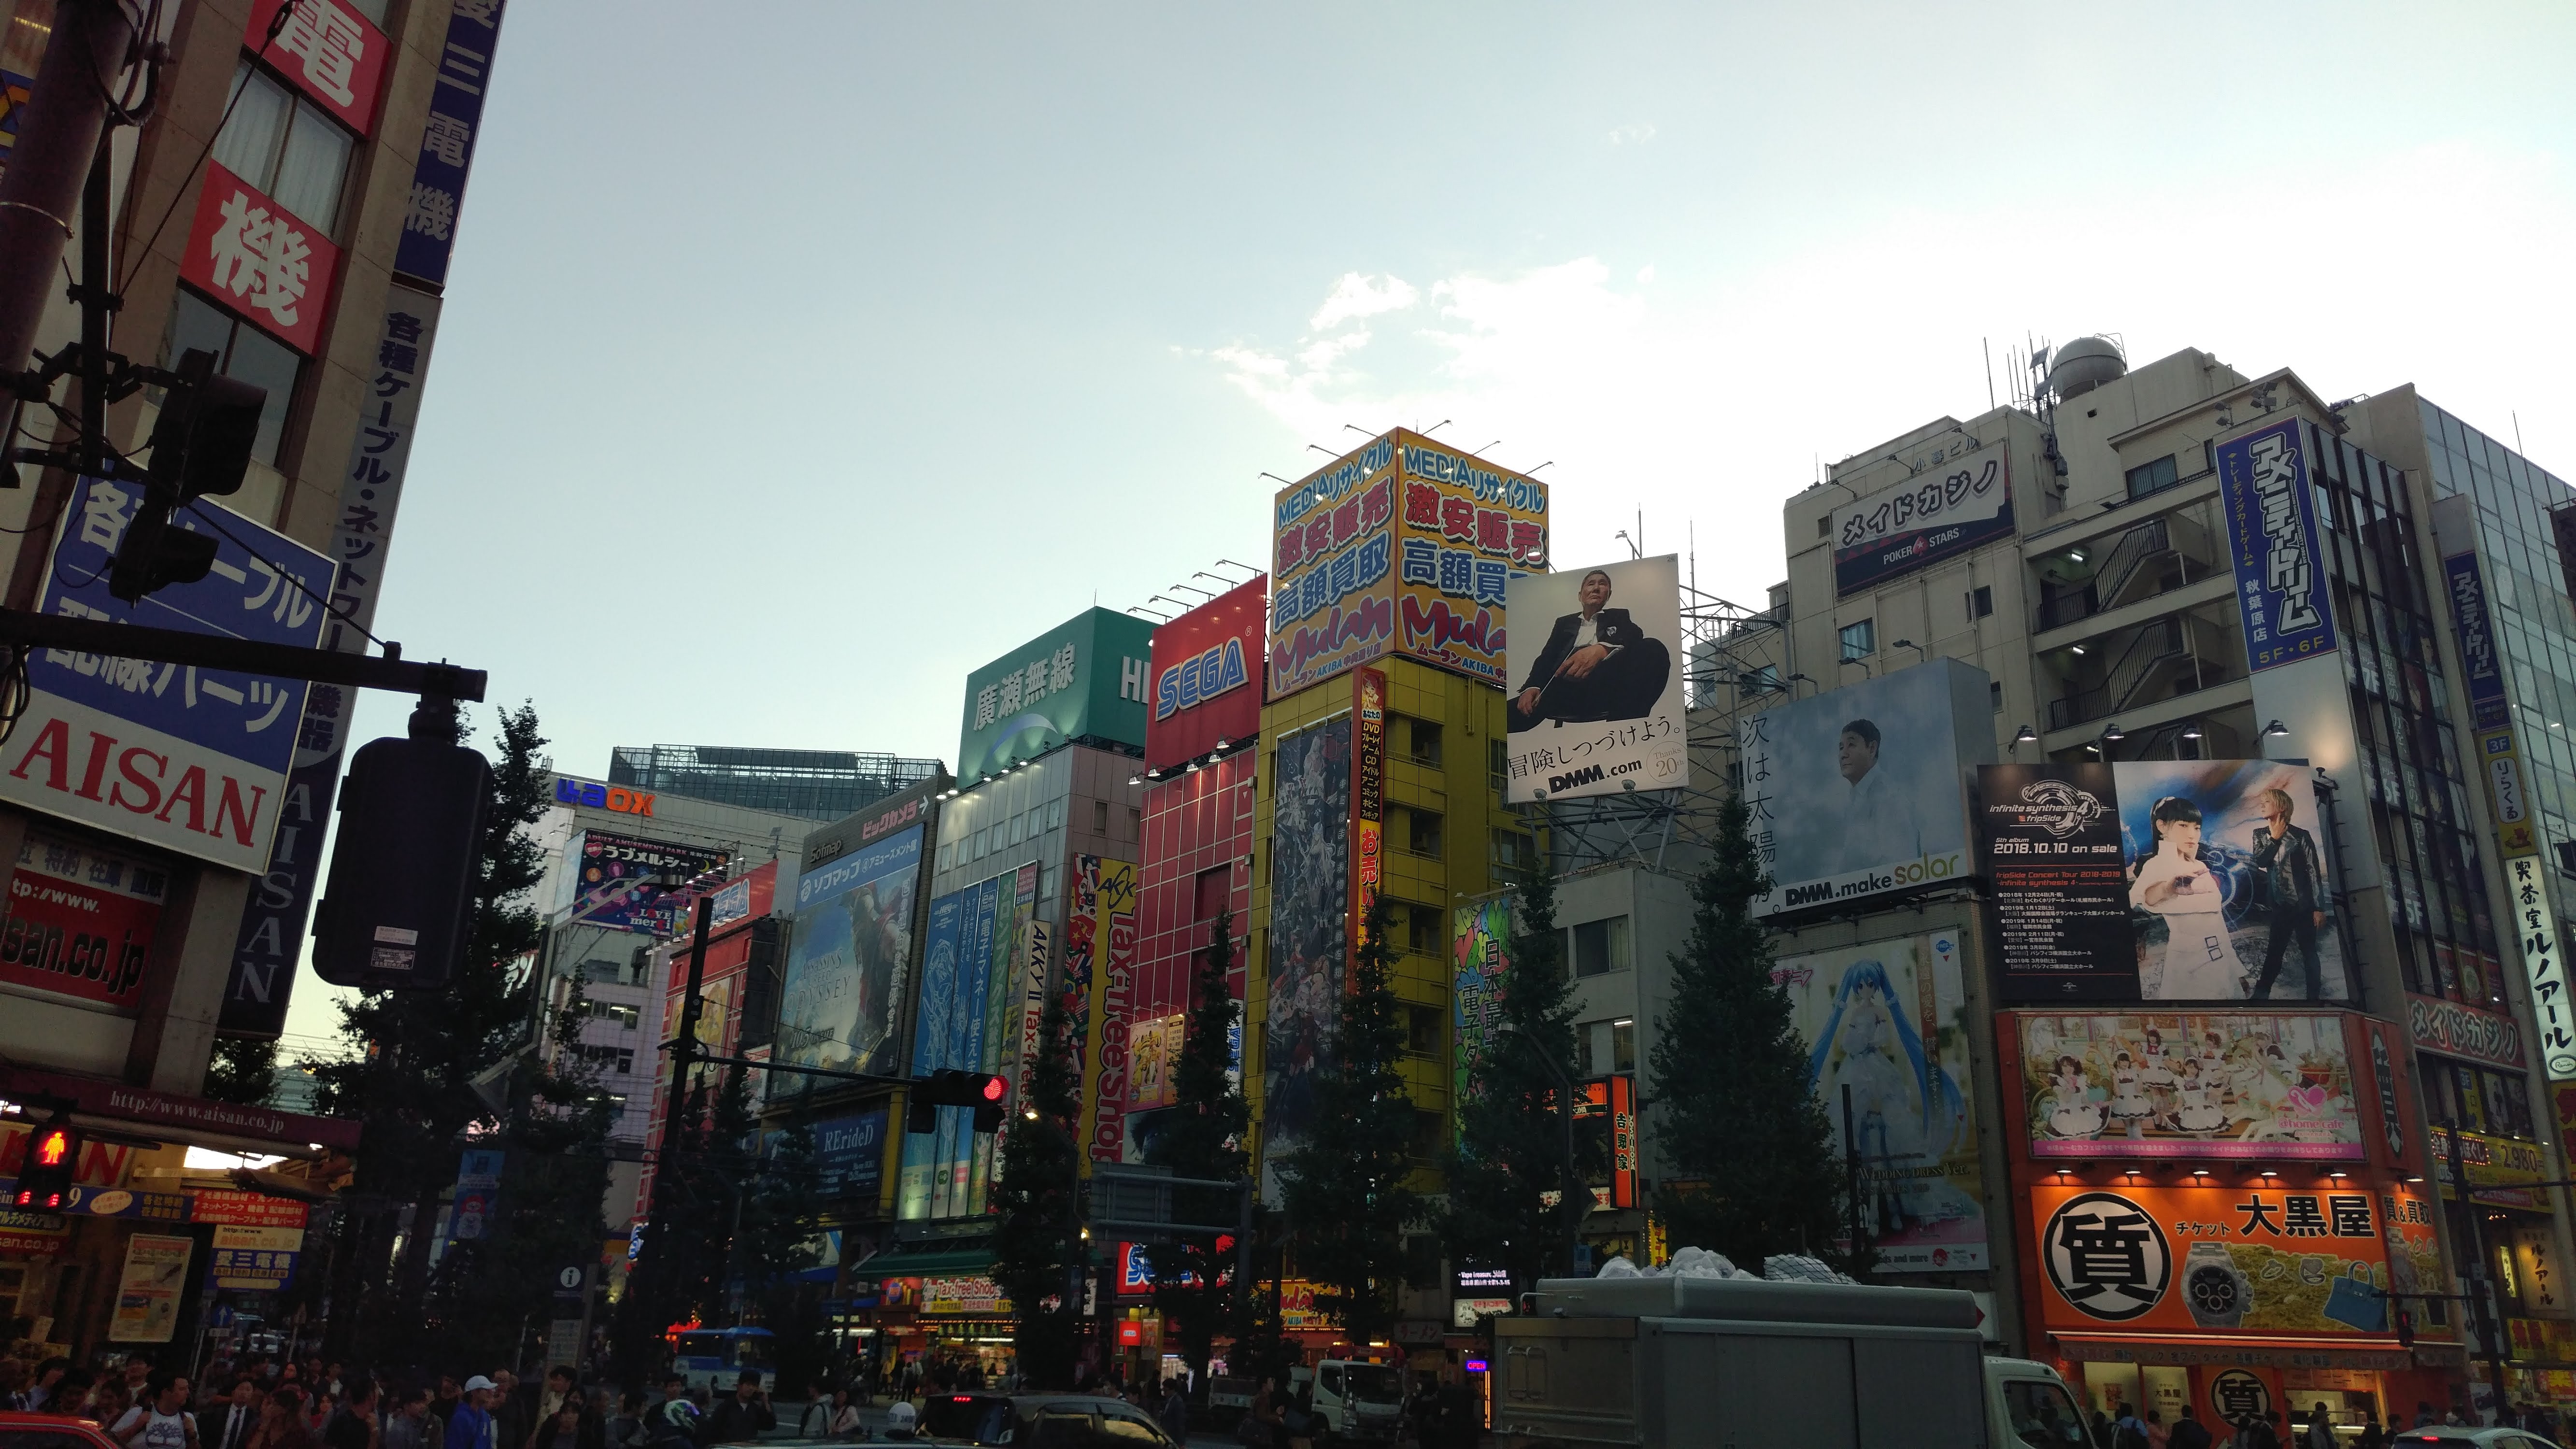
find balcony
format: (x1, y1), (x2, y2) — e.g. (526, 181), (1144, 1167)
(2033, 511), (2218, 633)
(2047, 614), (2240, 732)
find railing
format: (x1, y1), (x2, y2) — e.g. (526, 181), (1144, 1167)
(2035, 517), (2178, 632)
(2048, 617), (2187, 731)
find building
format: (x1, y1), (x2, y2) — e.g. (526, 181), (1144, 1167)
(0, 0), (507, 1365)
(607, 744), (942, 823)
(1248, 428), (1548, 1359)
(1753, 338), (2571, 1423)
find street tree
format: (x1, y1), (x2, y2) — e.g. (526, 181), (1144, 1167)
(1142, 909), (1252, 1400)
(1278, 893), (1420, 1344)
(992, 998), (1085, 1387)
(1440, 870), (1596, 1288)
(1649, 794), (1844, 1264)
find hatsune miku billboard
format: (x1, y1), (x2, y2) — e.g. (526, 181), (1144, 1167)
(1773, 931), (1986, 1273)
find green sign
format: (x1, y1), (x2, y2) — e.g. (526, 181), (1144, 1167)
(957, 609), (1156, 781)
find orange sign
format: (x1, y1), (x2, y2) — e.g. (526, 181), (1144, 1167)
(2030, 1183), (2395, 1338)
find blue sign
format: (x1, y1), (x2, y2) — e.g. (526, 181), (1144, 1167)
(1154, 637), (1250, 721)
(2215, 420), (2338, 672)
(809, 1108), (889, 1200)
(774, 824), (924, 1081)
(2443, 550), (2511, 732)
(393, 0), (506, 287)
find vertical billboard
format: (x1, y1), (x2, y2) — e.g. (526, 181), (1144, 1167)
(1270, 435), (1399, 696)
(898, 864), (1033, 1219)
(2014, 1011), (2363, 1160)
(2, 480), (331, 872)
(959, 609), (1156, 781)
(2215, 420), (2338, 673)
(1147, 576), (1267, 773)
(2440, 542), (2539, 859)
(1503, 554), (1686, 803)
(1737, 658), (1991, 917)
(1833, 441), (2014, 597)
(1451, 898), (1512, 1148)
(775, 824), (925, 1084)
(1352, 667), (1385, 937)
(393, 0), (506, 288)
(1264, 715), (1351, 1162)
(810, 1108), (890, 1202)
(1079, 857), (1140, 1164)
(1775, 932), (1985, 1272)
(1984, 760), (2349, 1004)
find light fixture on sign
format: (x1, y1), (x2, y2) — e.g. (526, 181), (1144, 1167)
(2263, 720), (2290, 738)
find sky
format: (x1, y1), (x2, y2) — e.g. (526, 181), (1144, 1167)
(287, 1), (2576, 1038)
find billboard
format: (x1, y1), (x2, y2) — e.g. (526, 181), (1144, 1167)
(1833, 441), (2014, 597)
(2016, 1011), (2362, 1160)
(1, 479), (332, 872)
(392, 0), (506, 287)
(900, 863), (1035, 1219)
(1127, 1013), (1184, 1110)
(0, 831), (171, 1014)
(1268, 430), (1549, 698)
(2441, 543), (2542, 860)
(1077, 857), (1141, 1163)
(181, 162), (344, 355)
(569, 831), (733, 934)
(958, 609), (1156, 781)
(1264, 715), (1351, 1160)
(1737, 658), (1990, 917)
(1984, 760), (2349, 1004)
(1146, 576), (1267, 773)
(2506, 855), (2576, 1082)
(1451, 898), (1512, 1148)
(809, 1108), (889, 1202)
(1774, 932), (1985, 1272)
(2030, 1182), (2394, 1338)
(1503, 554), (1686, 803)
(2216, 420), (2339, 673)
(1352, 667), (1385, 937)
(775, 824), (925, 1083)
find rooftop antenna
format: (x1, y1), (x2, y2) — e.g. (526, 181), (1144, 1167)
(1983, 337), (1995, 412)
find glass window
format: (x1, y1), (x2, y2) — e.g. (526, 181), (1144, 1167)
(2002, 1379), (2089, 1448)
(1409, 718), (1442, 766)
(1093, 800), (1109, 834)
(210, 59), (352, 233)
(1610, 1019), (1636, 1073)
(211, 64), (292, 187)
(2124, 454), (2179, 499)
(1406, 809), (1442, 856)
(161, 289), (298, 465)
(1971, 584), (1994, 618)
(1839, 619), (1875, 660)
(1571, 916), (1629, 977)
(271, 102), (353, 233)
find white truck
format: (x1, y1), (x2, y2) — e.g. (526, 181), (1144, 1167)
(1493, 1274), (2087, 1449)
(1286, 1358), (1409, 1443)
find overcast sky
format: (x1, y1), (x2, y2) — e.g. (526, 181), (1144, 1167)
(289, 1), (2575, 1038)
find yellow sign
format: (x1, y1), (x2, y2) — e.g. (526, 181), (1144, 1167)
(1128, 1013), (1184, 1110)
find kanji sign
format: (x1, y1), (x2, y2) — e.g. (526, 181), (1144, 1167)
(0, 830), (169, 1012)
(2041, 1191), (2171, 1321)
(0, 480), (332, 871)
(393, 0), (506, 286)
(2216, 421), (2339, 672)
(181, 162), (342, 355)
(244, 0), (389, 135)
(2031, 1184), (2394, 1337)
(2507, 856), (2576, 1082)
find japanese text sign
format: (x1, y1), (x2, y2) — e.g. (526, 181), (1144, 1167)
(958, 609), (1155, 781)
(1834, 440), (2015, 597)
(2443, 550), (2510, 733)
(206, 1223), (303, 1292)
(1080, 857), (1140, 1164)
(2216, 421), (2339, 672)
(244, 0), (388, 135)
(2508, 856), (2576, 1081)
(2, 481), (330, 871)
(2031, 1183), (2393, 1338)
(0, 830), (170, 1013)
(571, 831), (732, 934)
(1504, 554), (1687, 803)
(182, 161), (342, 355)
(1392, 433), (1547, 688)
(394, 0), (505, 286)
(189, 1190), (309, 1227)
(1144, 575), (1266, 772)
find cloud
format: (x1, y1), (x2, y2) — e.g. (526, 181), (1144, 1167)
(1309, 272), (1420, 331)
(1608, 122), (1657, 145)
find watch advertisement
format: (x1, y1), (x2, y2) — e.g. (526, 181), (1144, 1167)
(2031, 1183), (2394, 1338)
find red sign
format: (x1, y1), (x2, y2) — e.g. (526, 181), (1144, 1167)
(242, 0), (390, 135)
(189, 1190), (309, 1227)
(0, 832), (168, 1011)
(1142, 576), (1267, 773)
(1117, 1320), (1143, 1347)
(180, 161), (343, 355)
(1351, 667), (1385, 945)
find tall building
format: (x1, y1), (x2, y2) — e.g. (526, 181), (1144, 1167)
(608, 744), (942, 823)
(0, 0), (506, 1363)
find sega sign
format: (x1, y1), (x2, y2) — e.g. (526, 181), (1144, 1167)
(1155, 637), (1249, 721)
(555, 777), (655, 817)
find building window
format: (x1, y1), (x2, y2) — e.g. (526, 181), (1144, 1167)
(1838, 619), (1875, 661)
(212, 59), (355, 235)
(2124, 454), (2180, 501)
(1411, 1109), (1446, 1163)
(162, 290), (299, 466)
(1817, 514), (1832, 538)
(1488, 739), (1508, 788)
(1991, 681), (2004, 713)
(1406, 1005), (1441, 1056)
(1569, 916), (1630, 977)
(1399, 902), (1438, 955)
(1409, 719), (1443, 767)
(1492, 828), (1535, 879)
(1577, 1019), (1638, 1077)
(1405, 808), (1443, 857)
(1093, 800), (1109, 834)
(1970, 584), (1994, 619)
(1193, 865), (1230, 925)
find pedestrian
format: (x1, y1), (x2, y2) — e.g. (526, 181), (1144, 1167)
(113, 1372), (199, 1449)
(1158, 1380), (1189, 1444)
(2301, 1403), (2334, 1449)
(829, 1390), (863, 1439)
(1283, 1385), (1318, 1449)
(796, 1383), (832, 1438)
(27, 1358), (71, 1412)
(444, 1380), (498, 1449)
(210, 1377), (265, 1449)
(490, 1374), (528, 1449)
(2114, 1402), (2148, 1449)
(323, 1378), (380, 1449)
(2167, 1406), (2212, 1449)
(697, 1373), (773, 1447)
(2352, 1409), (2381, 1449)
(2241, 1409), (2284, 1449)
(1241, 1377), (1281, 1449)
(384, 1389), (440, 1449)
(253, 1389), (321, 1449)
(524, 1400), (598, 1449)
(602, 1393), (644, 1449)
(644, 1378), (695, 1449)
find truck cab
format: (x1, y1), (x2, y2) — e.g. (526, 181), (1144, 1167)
(1290, 1359), (1407, 1443)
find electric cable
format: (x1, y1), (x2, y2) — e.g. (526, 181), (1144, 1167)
(114, 0), (303, 294)
(180, 494), (397, 655)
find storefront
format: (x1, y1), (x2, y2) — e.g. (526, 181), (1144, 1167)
(2434, 1128), (2576, 1416)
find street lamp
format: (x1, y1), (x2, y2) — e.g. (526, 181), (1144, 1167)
(1493, 1021), (1582, 1279)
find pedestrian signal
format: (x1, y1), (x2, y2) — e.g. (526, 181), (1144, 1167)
(312, 727), (490, 990)
(11, 1117), (81, 1209)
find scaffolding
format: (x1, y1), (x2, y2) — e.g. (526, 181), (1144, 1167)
(606, 744), (941, 822)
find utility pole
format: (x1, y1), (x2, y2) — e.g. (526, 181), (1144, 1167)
(2446, 1122), (2512, 1419)
(0, 0), (137, 380)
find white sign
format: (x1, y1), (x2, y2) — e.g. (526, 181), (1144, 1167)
(2507, 856), (2576, 1082)
(1503, 554), (1688, 804)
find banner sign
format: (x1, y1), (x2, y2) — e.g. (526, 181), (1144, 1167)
(1352, 667), (1385, 944)
(1264, 717), (1350, 1165)
(1451, 898), (1511, 1149)
(1, 831), (170, 1013)
(923, 1275), (1010, 1316)
(2016, 1011), (2363, 1160)
(569, 831), (732, 934)
(206, 1223), (303, 1292)
(958, 610), (1155, 781)
(2444, 551), (2511, 733)
(2, 479), (331, 872)
(1082, 858), (1140, 1164)
(1978, 763), (2132, 1001)
(393, 0), (506, 288)
(1392, 437), (1548, 687)
(1504, 554), (1686, 803)
(2507, 856), (2575, 1081)
(2406, 993), (2526, 1072)
(1145, 576), (1267, 772)
(441, 1149), (503, 1245)
(2216, 421), (2339, 672)
(810, 1109), (889, 1201)
(2032, 1183), (2393, 1337)
(1833, 441), (2014, 597)
(776, 825), (923, 1082)
(107, 1234), (194, 1341)
(242, 0), (390, 134)
(180, 160), (345, 355)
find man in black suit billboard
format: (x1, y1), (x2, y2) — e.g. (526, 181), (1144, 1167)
(1509, 568), (1673, 732)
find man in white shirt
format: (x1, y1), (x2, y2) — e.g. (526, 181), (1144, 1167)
(1837, 718), (1921, 875)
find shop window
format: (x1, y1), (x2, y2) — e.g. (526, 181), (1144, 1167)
(1839, 618), (1875, 661)
(211, 59), (354, 235)
(162, 290), (299, 466)
(1569, 916), (1630, 977)
(2124, 454), (2180, 501)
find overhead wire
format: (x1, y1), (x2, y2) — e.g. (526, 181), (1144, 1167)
(114, 0), (302, 294)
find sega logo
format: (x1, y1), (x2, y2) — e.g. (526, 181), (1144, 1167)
(555, 778), (655, 817)
(1154, 637), (1250, 721)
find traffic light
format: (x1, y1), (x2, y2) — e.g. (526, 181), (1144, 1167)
(11, 1116), (81, 1209)
(906, 1069), (1009, 1135)
(108, 349), (264, 603)
(2395, 1306), (2416, 1347)
(311, 724), (491, 990)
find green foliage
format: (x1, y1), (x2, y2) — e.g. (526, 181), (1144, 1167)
(991, 999), (1084, 1388)
(742, 1122), (829, 1392)
(1142, 910), (1252, 1396)
(1440, 870), (1596, 1288)
(203, 1035), (279, 1106)
(1648, 795), (1845, 1264)
(1277, 894), (1420, 1343)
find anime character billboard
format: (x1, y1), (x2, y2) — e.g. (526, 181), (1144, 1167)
(1263, 716), (1351, 1170)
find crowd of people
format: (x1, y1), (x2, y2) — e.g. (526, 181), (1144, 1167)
(2078, 1394), (2575, 1448)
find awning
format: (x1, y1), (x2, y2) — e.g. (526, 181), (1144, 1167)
(852, 1243), (996, 1278)
(2053, 1335), (2412, 1371)
(2, 1065), (362, 1155)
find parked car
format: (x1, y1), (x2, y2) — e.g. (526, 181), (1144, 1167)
(0, 1413), (127, 1449)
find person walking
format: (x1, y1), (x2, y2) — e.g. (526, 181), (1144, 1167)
(211, 1379), (263, 1449)
(2166, 1406), (2213, 1449)
(524, 1400), (599, 1449)
(444, 1380), (498, 1449)
(322, 1379), (380, 1449)
(384, 1389), (440, 1449)
(113, 1373), (199, 1449)
(252, 1389), (321, 1449)
(795, 1383), (832, 1438)
(1157, 1381), (1189, 1445)
(697, 1373), (773, 1447)
(828, 1390), (863, 1439)
(643, 1378), (695, 1449)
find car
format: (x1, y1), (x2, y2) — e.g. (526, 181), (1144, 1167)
(909, 1392), (1180, 1447)
(0, 1412), (126, 1449)
(2391, 1429), (2562, 1449)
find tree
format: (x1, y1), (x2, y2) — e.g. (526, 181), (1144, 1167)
(1441, 870), (1596, 1289)
(1277, 893), (1419, 1344)
(1142, 909), (1252, 1400)
(991, 998), (1085, 1388)
(1649, 794), (1845, 1264)
(203, 1035), (279, 1106)
(741, 1122), (829, 1392)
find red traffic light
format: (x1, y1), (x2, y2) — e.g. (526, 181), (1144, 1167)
(32, 1125), (72, 1167)
(979, 1075), (1007, 1104)
(11, 1117), (80, 1209)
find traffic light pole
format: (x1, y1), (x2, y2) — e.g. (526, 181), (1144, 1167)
(0, 611), (488, 700)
